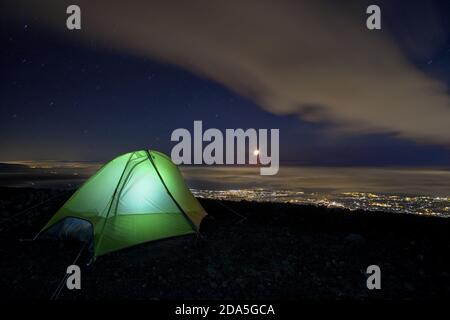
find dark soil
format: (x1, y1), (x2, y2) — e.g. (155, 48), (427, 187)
(0, 187), (449, 300)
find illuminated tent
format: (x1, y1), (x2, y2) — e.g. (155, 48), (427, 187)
(37, 150), (207, 257)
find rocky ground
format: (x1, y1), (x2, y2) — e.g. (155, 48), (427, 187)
(0, 187), (449, 300)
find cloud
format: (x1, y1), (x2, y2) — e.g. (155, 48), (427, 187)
(7, 0), (450, 144)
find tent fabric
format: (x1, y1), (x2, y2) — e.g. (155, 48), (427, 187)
(39, 150), (207, 257)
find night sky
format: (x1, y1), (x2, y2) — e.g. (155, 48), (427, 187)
(1, 0), (450, 166)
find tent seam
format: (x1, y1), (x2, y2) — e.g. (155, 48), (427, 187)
(95, 151), (135, 255)
(146, 150), (199, 233)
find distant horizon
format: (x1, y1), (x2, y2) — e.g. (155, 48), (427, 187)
(1, 161), (449, 216)
(1, 159), (450, 169)
(1, 160), (450, 194)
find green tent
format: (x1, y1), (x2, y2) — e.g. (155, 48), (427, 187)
(38, 150), (207, 257)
